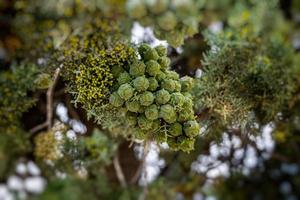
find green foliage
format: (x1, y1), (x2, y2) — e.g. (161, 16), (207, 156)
(88, 104), (132, 138)
(84, 129), (118, 165)
(147, 178), (177, 200)
(33, 125), (119, 181)
(33, 174), (138, 200)
(193, 29), (296, 132)
(14, 0), (136, 112)
(2, 0), (300, 199)
(126, 0), (200, 47)
(13, 0), (130, 60)
(0, 64), (38, 130)
(34, 73), (53, 89)
(0, 128), (31, 179)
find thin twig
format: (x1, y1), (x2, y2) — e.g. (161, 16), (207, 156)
(29, 68), (61, 135)
(113, 152), (127, 188)
(29, 122), (48, 134)
(46, 68), (61, 130)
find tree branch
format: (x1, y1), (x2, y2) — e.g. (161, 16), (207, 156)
(30, 68), (61, 135)
(46, 67), (61, 130)
(113, 152), (127, 188)
(29, 122), (48, 134)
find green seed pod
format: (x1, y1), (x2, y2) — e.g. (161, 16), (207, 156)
(148, 77), (159, 91)
(133, 128), (146, 140)
(160, 104), (177, 123)
(167, 137), (179, 150)
(178, 136), (195, 152)
(165, 115), (177, 124)
(180, 76), (194, 92)
(138, 114), (153, 130)
(178, 109), (194, 122)
(183, 120), (200, 138)
(155, 71), (167, 82)
(158, 11), (178, 31)
(157, 56), (170, 69)
(153, 28), (166, 41)
(170, 92), (185, 108)
(155, 89), (171, 105)
(138, 105), (146, 114)
(126, 99), (141, 113)
(182, 92), (193, 100)
(166, 71), (180, 80)
(154, 45), (167, 57)
(174, 81), (182, 92)
(118, 72), (132, 85)
(126, 112), (137, 126)
(139, 91), (155, 106)
(138, 43), (152, 57)
(145, 104), (159, 120)
(35, 73), (52, 89)
(111, 83), (121, 93)
(169, 122), (183, 137)
(120, 107), (128, 114)
(154, 130), (167, 143)
(109, 92), (124, 107)
(133, 76), (149, 92)
(184, 18), (199, 36)
(146, 60), (161, 76)
(172, 0), (194, 19)
(166, 30), (185, 47)
(143, 48), (159, 61)
(111, 66), (125, 78)
(117, 83), (134, 100)
(139, 16), (154, 27)
(182, 96), (193, 109)
(161, 79), (176, 92)
(145, 0), (168, 14)
(129, 61), (146, 77)
(127, 0), (147, 19)
(151, 119), (161, 132)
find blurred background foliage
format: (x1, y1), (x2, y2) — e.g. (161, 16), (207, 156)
(1, 0), (300, 199)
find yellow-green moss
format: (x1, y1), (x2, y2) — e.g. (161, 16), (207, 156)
(62, 19), (136, 110)
(34, 131), (61, 161)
